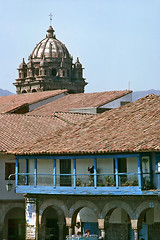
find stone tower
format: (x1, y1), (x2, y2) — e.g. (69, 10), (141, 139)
(13, 25), (87, 94)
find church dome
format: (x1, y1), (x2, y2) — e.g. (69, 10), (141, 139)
(31, 26), (70, 59)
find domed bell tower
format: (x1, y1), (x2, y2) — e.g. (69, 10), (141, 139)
(13, 22), (87, 94)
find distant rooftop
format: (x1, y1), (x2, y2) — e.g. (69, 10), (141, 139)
(0, 90), (67, 114)
(27, 90), (132, 116)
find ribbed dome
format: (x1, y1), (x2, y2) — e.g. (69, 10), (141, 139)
(31, 26), (70, 59)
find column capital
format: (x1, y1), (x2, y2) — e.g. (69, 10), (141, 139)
(131, 219), (138, 229)
(66, 217), (72, 227)
(98, 218), (105, 229)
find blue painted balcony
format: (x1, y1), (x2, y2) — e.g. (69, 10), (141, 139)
(14, 153), (159, 196)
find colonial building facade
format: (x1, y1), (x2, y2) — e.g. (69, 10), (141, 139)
(13, 25), (87, 94)
(0, 94), (159, 240)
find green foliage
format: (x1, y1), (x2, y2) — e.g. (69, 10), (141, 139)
(105, 176), (116, 186)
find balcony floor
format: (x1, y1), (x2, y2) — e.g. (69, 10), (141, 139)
(15, 185), (160, 195)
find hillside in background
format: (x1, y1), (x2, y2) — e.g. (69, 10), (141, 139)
(0, 88), (14, 96)
(0, 88), (160, 99)
(132, 89), (160, 101)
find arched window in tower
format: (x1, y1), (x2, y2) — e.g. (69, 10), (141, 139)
(45, 69), (47, 76)
(35, 68), (39, 76)
(52, 68), (57, 76)
(78, 72), (81, 78)
(24, 71), (27, 78)
(63, 70), (65, 77)
(67, 69), (69, 77)
(19, 72), (22, 78)
(32, 89), (37, 93)
(22, 90), (27, 94)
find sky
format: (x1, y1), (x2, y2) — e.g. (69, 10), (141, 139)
(0, 0), (160, 93)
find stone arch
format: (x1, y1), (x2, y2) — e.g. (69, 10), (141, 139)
(22, 90), (27, 93)
(134, 200), (159, 220)
(39, 198), (68, 224)
(39, 199), (68, 240)
(101, 200), (134, 220)
(69, 200), (100, 222)
(68, 200), (100, 235)
(2, 203), (25, 240)
(32, 89), (37, 92)
(2, 202), (24, 224)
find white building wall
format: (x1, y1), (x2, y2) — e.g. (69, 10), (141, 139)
(100, 92), (132, 109)
(0, 154), (24, 200)
(29, 92), (67, 112)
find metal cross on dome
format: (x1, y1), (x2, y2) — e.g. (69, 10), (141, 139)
(49, 13), (53, 26)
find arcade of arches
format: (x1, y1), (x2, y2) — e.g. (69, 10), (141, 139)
(1, 196), (160, 240)
(30, 195), (160, 240)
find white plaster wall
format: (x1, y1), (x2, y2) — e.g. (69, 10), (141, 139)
(0, 154), (24, 200)
(29, 92), (67, 112)
(100, 93), (132, 109)
(78, 207), (97, 223)
(127, 158), (137, 173)
(97, 158), (113, 174)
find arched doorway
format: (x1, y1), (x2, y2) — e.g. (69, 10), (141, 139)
(73, 207), (99, 236)
(41, 206), (66, 240)
(137, 207), (160, 240)
(105, 207), (131, 240)
(3, 207), (25, 240)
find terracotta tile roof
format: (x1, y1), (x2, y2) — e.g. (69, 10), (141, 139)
(9, 94), (160, 155)
(27, 90), (132, 116)
(0, 112), (95, 153)
(0, 114), (67, 153)
(53, 111), (96, 125)
(0, 90), (67, 113)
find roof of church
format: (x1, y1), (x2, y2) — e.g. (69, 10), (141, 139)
(27, 90), (132, 116)
(31, 26), (70, 60)
(7, 94), (160, 155)
(0, 90), (67, 113)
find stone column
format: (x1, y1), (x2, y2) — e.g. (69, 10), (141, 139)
(133, 229), (139, 240)
(66, 217), (72, 236)
(131, 219), (139, 240)
(98, 219), (105, 239)
(69, 227), (73, 236)
(58, 222), (64, 240)
(0, 224), (3, 240)
(101, 229), (105, 239)
(25, 197), (38, 240)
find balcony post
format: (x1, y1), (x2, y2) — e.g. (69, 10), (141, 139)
(34, 158), (37, 187)
(53, 158), (56, 188)
(94, 158), (97, 188)
(73, 159), (76, 189)
(26, 159), (28, 185)
(137, 155), (142, 189)
(115, 157), (119, 188)
(15, 157), (19, 187)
